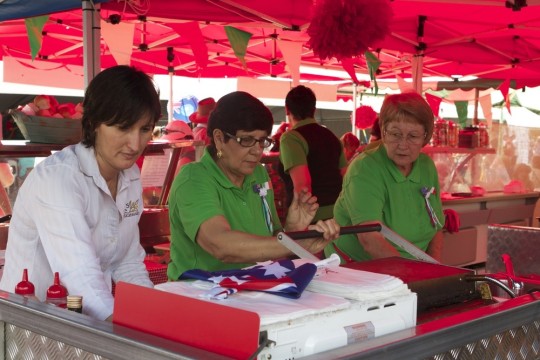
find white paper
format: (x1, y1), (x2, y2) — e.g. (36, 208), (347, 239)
(155, 281), (350, 326)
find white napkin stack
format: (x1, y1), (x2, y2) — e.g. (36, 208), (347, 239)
(300, 254), (411, 302)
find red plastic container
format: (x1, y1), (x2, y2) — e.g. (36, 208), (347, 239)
(46, 272), (68, 308)
(15, 269), (35, 296)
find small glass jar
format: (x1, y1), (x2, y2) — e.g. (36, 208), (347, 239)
(432, 118), (448, 147)
(447, 121), (459, 147)
(66, 295), (83, 313)
(478, 123), (489, 148)
(458, 127), (479, 148)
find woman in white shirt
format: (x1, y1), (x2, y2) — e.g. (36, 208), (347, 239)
(0, 65), (160, 320)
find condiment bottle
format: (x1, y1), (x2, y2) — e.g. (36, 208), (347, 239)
(66, 295), (83, 313)
(46, 272), (68, 308)
(432, 118), (448, 147)
(478, 123), (489, 148)
(447, 121), (459, 147)
(15, 268), (35, 297)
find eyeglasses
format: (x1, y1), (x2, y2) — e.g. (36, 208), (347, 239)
(384, 130), (426, 145)
(224, 132), (274, 148)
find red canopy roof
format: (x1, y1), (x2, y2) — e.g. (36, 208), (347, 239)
(2, 0), (540, 88)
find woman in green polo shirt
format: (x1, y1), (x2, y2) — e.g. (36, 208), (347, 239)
(326, 92), (444, 263)
(167, 91), (340, 279)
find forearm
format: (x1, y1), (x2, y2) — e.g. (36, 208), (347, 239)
(0, 186), (11, 216)
(198, 228), (293, 264)
(357, 232), (401, 259)
(427, 230), (443, 261)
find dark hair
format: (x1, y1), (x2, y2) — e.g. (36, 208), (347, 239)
(207, 91), (273, 156)
(81, 65), (161, 147)
(379, 92), (434, 146)
(370, 117), (381, 140)
(285, 85), (316, 120)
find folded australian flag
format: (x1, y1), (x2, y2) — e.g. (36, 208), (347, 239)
(179, 259), (317, 299)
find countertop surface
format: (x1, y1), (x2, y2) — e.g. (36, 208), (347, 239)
(441, 191), (539, 204)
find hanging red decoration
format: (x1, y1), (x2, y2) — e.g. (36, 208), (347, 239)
(307, 0), (393, 61)
(355, 105), (378, 130)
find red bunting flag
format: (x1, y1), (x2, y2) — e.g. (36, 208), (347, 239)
(224, 26), (253, 70)
(278, 39), (302, 87)
(425, 93), (443, 117)
(396, 74), (413, 93)
(25, 15), (49, 60)
(498, 78), (511, 114)
(169, 22), (209, 70)
(341, 58), (360, 85)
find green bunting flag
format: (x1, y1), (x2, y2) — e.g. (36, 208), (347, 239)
(365, 51), (381, 95)
(25, 15), (49, 60)
(454, 101), (469, 128)
(224, 26), (253, 69)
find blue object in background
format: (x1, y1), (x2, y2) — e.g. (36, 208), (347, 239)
(0, 0), (109, 22)
(171, 96), (198, 123)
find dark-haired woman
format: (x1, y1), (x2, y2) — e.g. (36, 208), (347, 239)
(0, 66), (160, 320)
(167, 91), (339, 280)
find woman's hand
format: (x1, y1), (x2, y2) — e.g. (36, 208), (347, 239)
(284, 188), (319, 231)
(298, 218), (341, 254)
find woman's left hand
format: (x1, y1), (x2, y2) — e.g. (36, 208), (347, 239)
(284, 188), (319, 231)
(298, 218), (341, 254)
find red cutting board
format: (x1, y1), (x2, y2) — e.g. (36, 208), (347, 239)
(113, 282), (260, 359)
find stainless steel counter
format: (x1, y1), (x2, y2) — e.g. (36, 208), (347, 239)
(0, 288), (538, 360)
(0, 291), (227, 360)
(303, 293), (540, 360)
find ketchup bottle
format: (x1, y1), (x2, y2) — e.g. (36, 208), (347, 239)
(15, 269), (35, 297)
(46, 272), (68, 308)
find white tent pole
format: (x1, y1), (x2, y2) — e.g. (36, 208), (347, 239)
(473, 88), (479, 125)
(352, 83), (357, 133)
(412, 54), (424, 94)
(82, 0), (101, 87)
(168, 72), (173, 123)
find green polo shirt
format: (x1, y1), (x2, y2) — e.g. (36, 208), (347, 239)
(167, 149), (281, 280)
(280, 118), (347, 221)
(326, 145), (444, 261)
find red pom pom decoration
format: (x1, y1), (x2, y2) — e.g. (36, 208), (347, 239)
(307, 0), (393, 61)
(355, 105), (378, 130)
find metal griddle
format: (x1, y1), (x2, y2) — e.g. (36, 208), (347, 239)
(280, 223), (479, 312)
(344, 257), (479, 311)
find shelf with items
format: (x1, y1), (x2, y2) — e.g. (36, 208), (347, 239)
(423, 147), (500, 194)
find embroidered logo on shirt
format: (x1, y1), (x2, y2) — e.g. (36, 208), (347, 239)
(124, 199), (140, 218)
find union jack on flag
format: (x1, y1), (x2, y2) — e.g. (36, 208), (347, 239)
(179, 259), (317, 299)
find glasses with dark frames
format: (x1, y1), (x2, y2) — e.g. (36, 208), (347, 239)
(224, 132), (274, 148)
(384, 130), (426, 145)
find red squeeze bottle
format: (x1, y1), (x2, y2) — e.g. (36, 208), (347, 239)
(15, 269), (35, 297)
(46, 272), (68, 308)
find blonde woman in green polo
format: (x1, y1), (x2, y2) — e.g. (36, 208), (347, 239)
(326, 92), (444, 263)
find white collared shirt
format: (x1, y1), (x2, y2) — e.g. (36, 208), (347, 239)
(0, 143), (153, 320)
